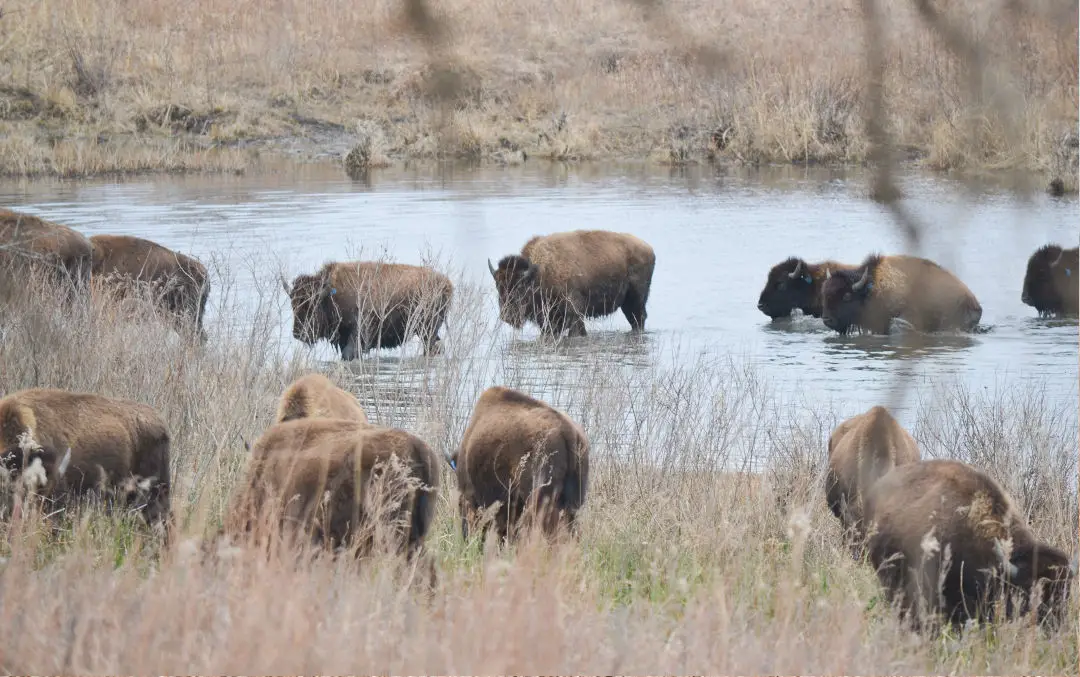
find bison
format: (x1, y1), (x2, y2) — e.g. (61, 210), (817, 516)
(864, 459), (1076, 631)
(0, 387), (171, 529)
(825, 405), (920, 537)
(275, 373), (369, 425)
(227, 418), (439, 559)
(89, 234), (211, 344)
(757, 257), (858, 320)
(0, 208), (92, 299)
(283, 261), (453, 361)
(488, 230), (656, 338)
(821, 254), (982, 335)
(1022, 244), (1079, 317)
(451, 386), (589, 542)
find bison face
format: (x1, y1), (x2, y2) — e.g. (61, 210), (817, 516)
(1004, 543), (1076, 628)
(1022, 245), (1063, 314)
(1, 444), (71, 495)
(758, 258), (816, 319)
(286, 273), (337, 344)
(821, 267), (873, 335)
(489, 255), (538, 329)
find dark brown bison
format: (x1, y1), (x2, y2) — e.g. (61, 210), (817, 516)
(275, 373), (369, 425)
(451, 386), (589, 542)
(89, 234), (210, 344)
(0, 388), (171, 529)
(864, 459), (1076, 631)
(283, 261), (453, 361)
(488, 230), (655, 338)
(825, 405), (920, 536)
(1022, 244), (1078, 317)
(0, 208), (92, 298)
(757, 257), (858, 319)
(227, 418), (439, 559)
(821, 254), (983, 335)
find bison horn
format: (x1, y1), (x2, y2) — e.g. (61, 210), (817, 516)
(825, 268), (832, 280)
(278, 273), (292, 295)
(788, 260), (805, 279)
(57, 447), (72, 477)
(487, 258), (497, 278)
(851, 268), (870, 292)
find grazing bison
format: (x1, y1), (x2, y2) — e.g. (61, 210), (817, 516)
(0, 388), (171, 529)
(451, 386), (589, 542)
(757, 257), (858, 320)
(821, 254), (982, 335)
(488, 230), (656, 338)
(228, 418), (439, 559)
(0, 208), (92, 298)
(284, 261), (453, 361)
(1022, 244), (1079, 317)
(275, 373), (369, 425)
(89, 234), (210, 344)
(864, 459), (1076, 631)
(825, 405), (920, 536)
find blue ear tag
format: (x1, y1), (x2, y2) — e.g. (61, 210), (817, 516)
(1067, 269), (1072, 278)
(449, 459), (457, 470)
(866, 281), (874, 291)
(803, 275), (812, 284)
(330, 287), (337, 295)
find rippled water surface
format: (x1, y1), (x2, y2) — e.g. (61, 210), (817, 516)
(2, 162), (1076, 434)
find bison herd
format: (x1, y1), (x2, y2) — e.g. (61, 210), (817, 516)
(1, 207), (1077, 634)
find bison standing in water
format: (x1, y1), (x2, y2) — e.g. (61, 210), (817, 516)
(488, 230), (655, 338)
(89, 234), (211, 344)
(284, 261), (453, 361)
(0, 208), (92, 298)
(757, 256), (858, 320)
(1022, 244), (1078, 317)
(864, 459), (1076, 631)
(451, 386), (589, 542)
(821, 254), (982, 335)
(275, 373), (369, 425)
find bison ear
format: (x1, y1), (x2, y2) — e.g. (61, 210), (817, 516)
(488, 258), (498, 278)
(524, 263), (539, 283)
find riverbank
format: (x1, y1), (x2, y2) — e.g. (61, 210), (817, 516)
(0, 0), (1075, 188)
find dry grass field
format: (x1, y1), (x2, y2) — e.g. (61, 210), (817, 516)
(0, 0), (1075, 185)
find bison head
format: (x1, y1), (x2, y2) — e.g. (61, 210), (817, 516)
(489, 255), (538, 329)
(1, 442), (71, 495)
(1022, 244), (1064, 315)
(821, 267), (874, 335)
(1002, 542), (1076, 628)
(757, 258), (818, 319)
(284, 272), (340, 344)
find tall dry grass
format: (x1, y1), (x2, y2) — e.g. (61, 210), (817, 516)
(0, 251), (1076, 673)
(0, 0), (1074, 183)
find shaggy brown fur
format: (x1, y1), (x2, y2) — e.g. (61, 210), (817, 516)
(89, 234), (211, 344)
(825, 405), (920, 535)
(1022, 244), (1079, 317)
(821, 254), (983, 334)
(757, 257), (858, 319)
(0, 387), (171, 528)
(864, 459), (1075, 631)
(452, 386), (590, 542)
(489, 230), (655, 338)
(284, 261), (453, 361)
(227, 418), (439, 559)
(0, 209), (92, 298)
(275, 373), (369, 425)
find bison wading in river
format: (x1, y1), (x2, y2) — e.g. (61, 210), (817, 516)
(864, 459), (1076, 631)
(451, 386), (589, 543)
(488, 230), (655, 338)
(757, 257), (858, 320)
(275, 373), (369, 425)
(284, 261), (453, 361)
(821, 254), (982, 335)
(0, 208), (92, 301)
(89, 234), (211, 344)
(1022, 244), (1078, 317)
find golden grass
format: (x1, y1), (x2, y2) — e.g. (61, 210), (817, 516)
(0, 253), (1076, 673)
(0, 0), (1075, 183)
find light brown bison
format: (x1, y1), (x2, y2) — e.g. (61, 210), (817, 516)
(89, 234), (210, 344)
(1022, 244), (1078, 317)
(0, 208), (92, 297)
(275, 373), (369, 425)
(227, 418), (439, 559)
(451, 386), (589, 542)
(488, 230), (655, 338)
(821, 254), (982, 335)
(0, 388), (171, 529)
(864, 459), (1076, 631)
(283, 261), (453, 361)
(825, 405), (920, 535)
(757, 257), (858, 320)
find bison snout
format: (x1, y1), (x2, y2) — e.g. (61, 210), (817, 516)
(1021, 291), (1032, 306)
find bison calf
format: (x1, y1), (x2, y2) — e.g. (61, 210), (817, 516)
(757, 257), (858, 320)
(1022, 244), (1078, 317)
(864, 459), (1076, 631)
(275, 373), (369, 425)
(489, 230), (656, 338)
(0, 208), (92, 300)
(821, 254), (982, 335)
(284, 261), (453, 361)
(0, 387), (171, 528)
(452, 386), (589, 542)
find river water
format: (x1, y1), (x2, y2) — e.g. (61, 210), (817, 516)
(1, 161), (1076, 451)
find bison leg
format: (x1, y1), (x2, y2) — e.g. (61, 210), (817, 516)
(567, 317), (587, 338)
(337, 326), (360, 361)
(621, 286), (647, 331)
